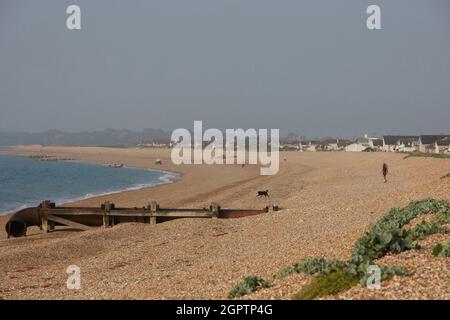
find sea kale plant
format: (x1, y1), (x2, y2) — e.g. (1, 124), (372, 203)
(432, 239), (450, 258)
(228, 276), (271, 299)
(228, 199), (449, 299)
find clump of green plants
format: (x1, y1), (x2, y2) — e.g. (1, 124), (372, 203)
(350, 199), (449, 264)
(441, 173), (450, 179)
(294, 269), (359, 300)
(292, 263), (405, 300)
(406, 220), (446, 241)
(228, 199), (449, 299)
(272, 258), (347, 280)
(228, 276), (271, 299)
(432, 240), (450, 258)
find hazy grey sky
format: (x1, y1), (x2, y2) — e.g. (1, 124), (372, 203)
(0, 0), (449, 138)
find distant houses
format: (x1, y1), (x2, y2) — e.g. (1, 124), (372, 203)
(345, 134), (383, 152)
(437, 136), (450, 154)
(280, 143), (300, 151)
(382, 136), (419, 152)
(382, 135), (450, 154)
(281, 134), (450, 154)
(135, 134), (450, 154)
(317, 139), (352, 151)
(302, 140), (319, 152)
(418, 135), (450, 154)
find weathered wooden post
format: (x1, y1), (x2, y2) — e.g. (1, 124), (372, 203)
(41, 212), (49, 232)
(209, 203), (220, 219)
(149, 201), (159, 225)
(40, 200), (53, 233)
(102, 201), (114, 228)
(41, 200), (55, 209)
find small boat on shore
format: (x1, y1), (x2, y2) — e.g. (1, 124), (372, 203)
(108, 163), (124, 168)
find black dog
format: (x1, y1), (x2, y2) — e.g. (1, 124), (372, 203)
(257, 190), (269, 198)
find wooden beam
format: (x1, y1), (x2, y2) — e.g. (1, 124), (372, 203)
(40, 209), (102, 216)
(106, 212), (152, 217)
(47, 215), (92, 231)
(154, 211), (213, 218)
(41, 209), (212, 217)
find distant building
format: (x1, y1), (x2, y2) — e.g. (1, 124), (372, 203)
(345, 134), (382, 152)
(372, 139), (384, 150)
(337, 139), (353, 150)
(382, 136), (419, 152)
(345, 142), (367, 152)
(419, 135), (450, 154)
(301, 140), (319, 152)
(317, 139), (352, 151)
(316, 139), (337, 151)
(438, 136), (450, 154)
(280, 143), (300, 151)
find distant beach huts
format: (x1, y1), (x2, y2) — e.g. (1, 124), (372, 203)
(135, 133), (450, 155)
(382, 135), (450, 154)
(279, 133), (450, 154)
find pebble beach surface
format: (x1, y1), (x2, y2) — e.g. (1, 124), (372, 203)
(0, 146), (448, 299)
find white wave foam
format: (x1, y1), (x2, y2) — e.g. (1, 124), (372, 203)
(53, 170), (180, 206)
(0, 168), (181, 214)
(0, 204), (29, 216)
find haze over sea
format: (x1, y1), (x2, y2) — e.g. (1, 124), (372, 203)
(0, 155), (178, 214)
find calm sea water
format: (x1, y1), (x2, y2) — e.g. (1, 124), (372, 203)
(0, 155), (178, 214)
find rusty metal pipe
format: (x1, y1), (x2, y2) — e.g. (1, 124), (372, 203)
(5, 208), (41, 238)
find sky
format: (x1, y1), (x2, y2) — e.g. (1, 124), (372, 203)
(0, 0), (449, 138)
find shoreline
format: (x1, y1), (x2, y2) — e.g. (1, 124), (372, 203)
(0, 145), (264, 209)
(0, 153), (182, 216)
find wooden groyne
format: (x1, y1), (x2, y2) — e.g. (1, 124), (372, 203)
(6, 200), (280, 237)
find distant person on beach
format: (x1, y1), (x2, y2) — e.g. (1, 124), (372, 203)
(382, 163), (388, 183)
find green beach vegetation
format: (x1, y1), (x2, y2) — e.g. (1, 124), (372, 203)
(432, 239), (450, 258)
(228, 199), (449, 300)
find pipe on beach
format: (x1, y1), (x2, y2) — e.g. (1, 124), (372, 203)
(5, 208), (41, 238)
(5, 202), (276, 238)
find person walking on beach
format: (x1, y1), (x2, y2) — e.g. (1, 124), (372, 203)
(382, 163), (388, 183)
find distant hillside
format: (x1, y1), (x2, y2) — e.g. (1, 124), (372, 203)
(0, 129), (170, 147)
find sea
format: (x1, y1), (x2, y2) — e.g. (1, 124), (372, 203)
(0, 155), (179, 214)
